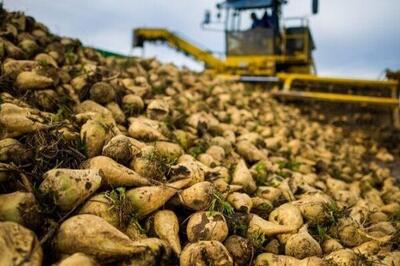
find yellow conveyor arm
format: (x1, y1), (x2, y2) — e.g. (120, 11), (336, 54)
(134, 28), (224, 69)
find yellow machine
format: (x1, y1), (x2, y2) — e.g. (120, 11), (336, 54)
(133, 0), (399, 126)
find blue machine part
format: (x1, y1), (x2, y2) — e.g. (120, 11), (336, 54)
(218, 0), (274, 10)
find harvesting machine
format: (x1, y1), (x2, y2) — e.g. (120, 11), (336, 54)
(132, 0), (399, 126)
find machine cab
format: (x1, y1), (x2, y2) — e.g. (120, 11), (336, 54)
(220, 0), (279, 56)
(205, 0), (317, 74)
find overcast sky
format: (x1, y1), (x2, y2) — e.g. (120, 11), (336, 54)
(5, 0), (400, 79)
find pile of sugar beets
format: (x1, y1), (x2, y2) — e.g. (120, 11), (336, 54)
(0, 9), (399, 266)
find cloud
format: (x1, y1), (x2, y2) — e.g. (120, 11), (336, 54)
(5, 0), (400, 78)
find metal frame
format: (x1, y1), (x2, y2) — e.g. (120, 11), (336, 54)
(274, 73), (400, 127)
